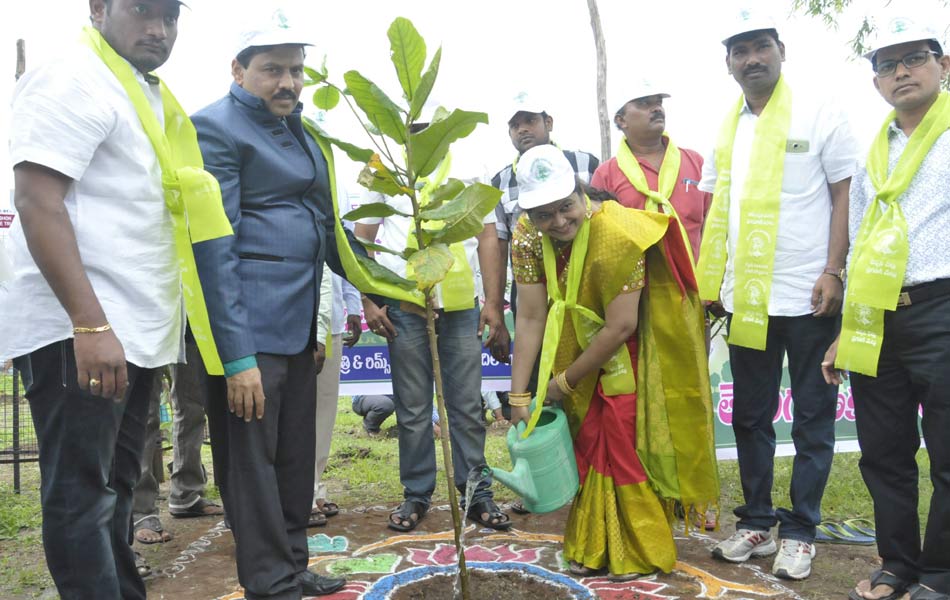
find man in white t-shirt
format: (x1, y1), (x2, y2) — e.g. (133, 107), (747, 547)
(1, 1), (192, 597)
(699, 8), (858, 581)
(355, 141), (510, 533)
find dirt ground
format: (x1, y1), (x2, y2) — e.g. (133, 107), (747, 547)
(138, 502), (882, 600)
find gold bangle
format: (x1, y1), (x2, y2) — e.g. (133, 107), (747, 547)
(73, 324), (112, 334)
(508, 396), (531, 407)
(555, 371), (575, 395)
(508, 392), (532, 399)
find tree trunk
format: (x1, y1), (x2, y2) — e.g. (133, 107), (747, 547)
(586, 0), (611, 162)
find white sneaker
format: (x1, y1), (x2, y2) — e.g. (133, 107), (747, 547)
(712, 529), (777, 563)
(772, 538), (816, 580)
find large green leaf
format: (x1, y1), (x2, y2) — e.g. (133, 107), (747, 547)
(343, 70), (407, 144)
(312, 85), (340, 110)
(343, 202), (410, 221)
(429, 183), (502, 245)
(407, 244), (455, 290)
(419, 178), (464, 213)
(302, 117), (374, 164)
(355, 253), (416, 291)
(388, 17), (426, 103)
(409, 47), (441, 120)
(409, 110), (488, 178)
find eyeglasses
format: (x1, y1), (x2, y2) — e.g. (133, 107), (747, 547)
(874, 50), (940, 77)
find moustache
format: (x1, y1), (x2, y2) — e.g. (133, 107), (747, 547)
(273, 92), (298, 101)
(744, 66), (766, 76)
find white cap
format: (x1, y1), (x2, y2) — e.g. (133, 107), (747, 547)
(516, 145), (577, 210)
(235, 8), (313, 58)
(612, 79), (670, 114)
(507, 91), (547, 122)
(864, 16), (943, 60)
(721, 6), (779, 46)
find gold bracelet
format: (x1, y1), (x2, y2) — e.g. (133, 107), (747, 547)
(508, 397), (532, 407)
(555, 371), (575, 395)
(508, 392), (532, 399)
(73, 324), (112, 334)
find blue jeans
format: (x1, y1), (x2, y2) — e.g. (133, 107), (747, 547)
(727, 314), (838, 543)
(385, 300), (493, 507)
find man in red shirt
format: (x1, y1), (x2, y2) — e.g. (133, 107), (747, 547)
(591, 81), (711, 261)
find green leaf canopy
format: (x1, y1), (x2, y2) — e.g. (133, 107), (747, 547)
(409, 47), (441, 120)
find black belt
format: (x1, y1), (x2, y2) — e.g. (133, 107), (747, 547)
(896, 278), (950, 308)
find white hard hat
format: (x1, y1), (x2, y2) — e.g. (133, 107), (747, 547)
(721, 6), (780, 46)
(235, 8), (314, 58)
(516, 145), (576, 211)
(612, 79), (670, 115)
(864, 15), (943, 61)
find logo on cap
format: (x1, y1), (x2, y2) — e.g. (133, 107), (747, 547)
(531, 159), (553, 182)
(273, 9), (290, 30)
(890, 17), (909, 34)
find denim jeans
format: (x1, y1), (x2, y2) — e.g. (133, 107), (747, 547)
(20, 339), (155, 600)
(727, 314), (838, 543)
(385, 299), (494, 507)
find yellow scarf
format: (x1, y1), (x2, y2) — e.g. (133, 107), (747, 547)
(81, 27), (233, 375)
(837, 92), (950, 376)
(615, 134), (695, 265)
(697, 75), (792, 350)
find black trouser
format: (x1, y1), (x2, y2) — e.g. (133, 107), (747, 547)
(851, 291), (950, 593)
(206, 350), (317, 600)
(18, 340), (155, 600)
(727, 313), (838, 543)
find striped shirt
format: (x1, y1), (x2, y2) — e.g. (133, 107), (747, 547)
(491, 146), (600, 240)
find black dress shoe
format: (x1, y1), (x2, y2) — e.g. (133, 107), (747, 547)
(298, 570), (346, 596)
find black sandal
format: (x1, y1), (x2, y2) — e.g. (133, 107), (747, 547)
(466, 499), (512, 530)
(906, 584), (950, 600)
(848, 569), (910, 600)
(388, 500), (428, 532)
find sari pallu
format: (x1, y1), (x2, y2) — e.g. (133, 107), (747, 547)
(513, 202), (718, 575)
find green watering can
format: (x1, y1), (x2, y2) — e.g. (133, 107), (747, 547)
(491, 407), (579, 513)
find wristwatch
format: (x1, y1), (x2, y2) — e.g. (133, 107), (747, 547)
(822, 266), (846, 282)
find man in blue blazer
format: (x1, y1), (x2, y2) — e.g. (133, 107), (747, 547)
(191, 13), (360, 599)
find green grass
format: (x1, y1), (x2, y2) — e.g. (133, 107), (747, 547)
(0, 396), (937, 598)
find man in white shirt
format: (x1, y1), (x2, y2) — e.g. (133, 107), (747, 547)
(823, 17), (950, 600)
(699, 8), (858, 580)
(1, 1), (194, 597)
(356, 147), (510, 533)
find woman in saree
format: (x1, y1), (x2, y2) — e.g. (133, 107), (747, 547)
(507, 144), (719, 579)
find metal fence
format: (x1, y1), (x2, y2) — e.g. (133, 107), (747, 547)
(1, 367), (38, 493)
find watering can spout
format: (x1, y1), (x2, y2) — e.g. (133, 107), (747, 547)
(491, 459), (538, 506)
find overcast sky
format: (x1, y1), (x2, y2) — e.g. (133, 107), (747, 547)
(2, 0), (948, 210)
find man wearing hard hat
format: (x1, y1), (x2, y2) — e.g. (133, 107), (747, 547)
(697, 7), (860, 580)
(591, 80), (711, 263)
(191, 9), (357, 598)
(823, 15), (950, 600)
